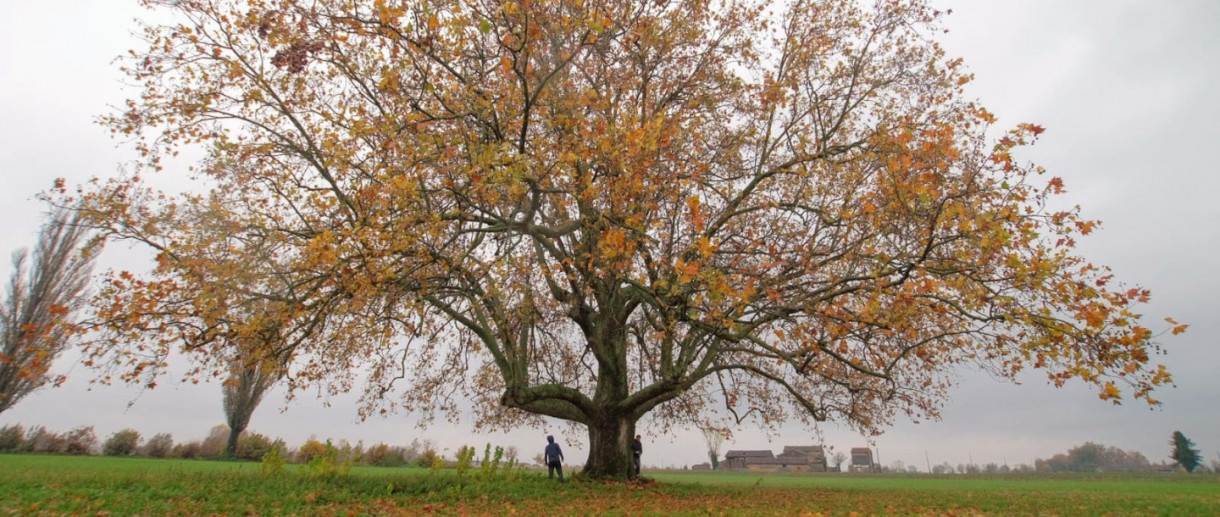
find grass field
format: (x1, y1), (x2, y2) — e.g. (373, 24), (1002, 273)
(1, 454), (1217, 515)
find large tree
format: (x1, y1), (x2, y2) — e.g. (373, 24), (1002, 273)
(0, 208), (97, 414)
(69, 0), (1179, 478)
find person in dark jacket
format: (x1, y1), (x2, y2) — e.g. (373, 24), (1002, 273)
(544, 435), (565, 481)
(632, 435), (643, 477)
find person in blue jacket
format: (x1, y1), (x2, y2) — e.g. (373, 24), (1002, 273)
(544, 435), (564, 482)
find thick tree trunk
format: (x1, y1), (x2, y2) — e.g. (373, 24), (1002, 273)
(582, 413), (636, 480)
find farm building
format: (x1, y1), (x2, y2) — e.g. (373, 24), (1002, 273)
(850, 447), (878, 472)
(723, 450), (774, 470)
(723, 446), (828, 472)
(779, 445), (829, 471)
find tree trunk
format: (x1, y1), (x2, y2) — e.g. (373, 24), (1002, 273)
(582, 413), (636, 480)
(225, 424), (243, 459)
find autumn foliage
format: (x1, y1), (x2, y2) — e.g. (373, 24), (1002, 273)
(64, 0), (1177, 478)
(0, 209), (96, 414)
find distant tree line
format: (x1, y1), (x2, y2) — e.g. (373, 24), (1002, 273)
(1033, 436), (1211, 474)
(1033, 442), (1154, 472)
(920, 462), (1037, 475)
(0, 422), (467, 468)
(878, 436), (1215, 475)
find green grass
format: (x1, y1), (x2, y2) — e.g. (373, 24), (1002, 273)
(652, 470), (1220, 515)
(2, 454), (1218, 515)
(655, 468), (1220, 493)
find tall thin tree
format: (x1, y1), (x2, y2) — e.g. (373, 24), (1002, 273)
(0, 208), (96, 413)
(701, 427), (724, 470)
(221, 330), (284, 459)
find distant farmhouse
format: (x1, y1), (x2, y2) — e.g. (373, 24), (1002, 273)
(724, 445), (829, 472)
(850, 447), (879, 472)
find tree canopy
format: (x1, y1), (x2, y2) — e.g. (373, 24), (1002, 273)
(65, 0), (1178, 478)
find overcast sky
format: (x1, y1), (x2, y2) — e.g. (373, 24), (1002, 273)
(2, 1), (1217, 471)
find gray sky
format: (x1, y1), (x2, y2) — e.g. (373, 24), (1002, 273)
(2, 1), (1217, 471)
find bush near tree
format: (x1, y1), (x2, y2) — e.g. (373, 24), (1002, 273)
(416, 448), (443, 469)
(295, 438), (328, 464)
(233, 432), (275, 461)
(141, 433), (174, 458)
(171, 441), (202, 459)
(198, 425), (230, 460)
(62, 426), (97, 456)
(363, 442), (409, 467)
(23, 426), (62, 454)
(103, 428), (142, 456)
(0, 424), (24, 452)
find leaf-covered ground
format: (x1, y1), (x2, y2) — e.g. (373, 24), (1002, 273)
(2, 455), (1217, 515)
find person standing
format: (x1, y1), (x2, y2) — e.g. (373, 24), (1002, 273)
(632, 435), (643, 477)
(544, 435), (565, 482)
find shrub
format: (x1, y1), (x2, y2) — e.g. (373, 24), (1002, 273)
(296, 438), (326, 464)
(364, 442), (388, 466)
(402, 438), (434, 465)
(261, 444), (286, 475)
(364, 443), (408, 467)
(236, 432), (275, 461)
(64, 426), (97, 455)
(103, 428), (142, 456)
(337, 439), (360, 465)
(416, 448), (440, 469)
(478, 443), (505, 479)
(303, 439), (355, 478)
(142, 433), (174, 458)
(455, 445), (476, 475)
(414, 439), (443, 468)
(0, 424), (25, 452)
(61, 426), (98, 453)
(26, 427), (67, 454)
(198, 425), (229, 460)
(22, 426), (48, 453)
(171, 441), (202, 459)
